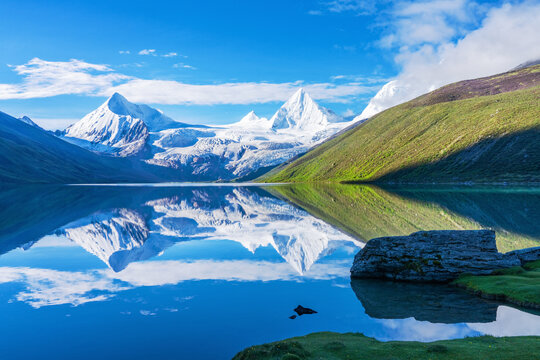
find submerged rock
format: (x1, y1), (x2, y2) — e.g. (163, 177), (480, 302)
(350, 230), (527, 282)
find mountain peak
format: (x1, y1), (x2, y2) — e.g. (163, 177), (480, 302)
(105, 92), (136, 115)
(233, 110), (270, 129)
(108, 92), (128, 103)
(270, 89), (342, 131)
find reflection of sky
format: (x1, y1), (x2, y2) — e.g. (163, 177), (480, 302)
(0, 238), (538, 360)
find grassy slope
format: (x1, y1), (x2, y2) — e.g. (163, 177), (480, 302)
(269, 184), (540, 252)
(233, 332), (540, 360)
(454, 260), (540, 308)
(262, 65), (540, 184)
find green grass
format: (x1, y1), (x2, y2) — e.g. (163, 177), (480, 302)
(453, 260), (540, 308)
(261, 65), (540, 184)
(233, 332), (540, 360)
(269, 184), (540, 252)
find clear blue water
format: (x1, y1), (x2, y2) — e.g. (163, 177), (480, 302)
(0, 184), (538, 359)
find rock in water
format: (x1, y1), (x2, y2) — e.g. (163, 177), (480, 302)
(350, 230), (521, 282)
(294, 305), (317, 316)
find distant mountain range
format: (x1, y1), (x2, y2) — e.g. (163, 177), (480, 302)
(57, 88), (354, 181)
(262, 63), (540, 184)
(2, 62), (539, 184)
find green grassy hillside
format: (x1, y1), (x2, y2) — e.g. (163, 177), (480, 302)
(262, 65), (540, 184)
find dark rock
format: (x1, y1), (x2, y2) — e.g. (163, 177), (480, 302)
(289, 315), (297, 319)
(506, 246), (540, 266)
(350, 278), (499, 323)
(350, 230), (521, 282)
(294, 305), (317, 316)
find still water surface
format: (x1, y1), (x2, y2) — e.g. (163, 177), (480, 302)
(0, 184), (538, 359)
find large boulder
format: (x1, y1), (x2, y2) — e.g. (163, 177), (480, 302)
(350, 230), (522, 282)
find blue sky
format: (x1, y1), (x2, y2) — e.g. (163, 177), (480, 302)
(0, 0), (538, 128)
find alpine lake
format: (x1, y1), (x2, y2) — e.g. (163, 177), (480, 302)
(0, 183), (538, 359)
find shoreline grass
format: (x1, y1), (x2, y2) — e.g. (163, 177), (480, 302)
(453, 260), (540, 309)
(233, 332), (540, 360)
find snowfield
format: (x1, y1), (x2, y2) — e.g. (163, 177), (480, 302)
(62, 89), (358, 180)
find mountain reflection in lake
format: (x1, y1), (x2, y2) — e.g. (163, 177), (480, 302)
(0, 184), (538, 360)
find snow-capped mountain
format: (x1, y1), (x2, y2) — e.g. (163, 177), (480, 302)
(64, 93), (188, 156)
(234, 111), (271, 129)
(271, 88), (344, 131)
(61, 89), (357, 180)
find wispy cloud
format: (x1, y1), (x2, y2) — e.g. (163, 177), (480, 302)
(138, 49), (157, 56)
(118, 50), (130, 55)
(0, 259), (350, 308)
(333, 44), (357, 52)
(316, 0), (380, 15)
(0, 58), (377, 104)
(107, 79), (375, 105)
(173, 63), (196, 70)
(162, 52), (178, 58)
(0, 58), (130, 100)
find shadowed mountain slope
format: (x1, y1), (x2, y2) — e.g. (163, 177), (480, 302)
(0, 111), (173, 183)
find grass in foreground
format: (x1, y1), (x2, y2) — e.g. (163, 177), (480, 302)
(233, 332), (540, 360)
(453, 260), (540, 308)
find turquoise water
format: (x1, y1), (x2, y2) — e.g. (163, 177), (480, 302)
(0, 185), (538, 359)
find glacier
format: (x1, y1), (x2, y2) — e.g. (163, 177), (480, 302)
(62, 89), (358, 180)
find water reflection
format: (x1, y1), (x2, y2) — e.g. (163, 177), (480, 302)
(352, 279), (500, 323)
(1, 185), (361, 274)
(0, 184), (538, 359)
(271, 184), (540, 252)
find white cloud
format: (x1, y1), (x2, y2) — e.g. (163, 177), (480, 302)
(31, 118), (79, 130)
(106, 79), (374, 105)
(118, 50), (130, 55)
(324, 0), (378, 14)
(162, 52), (178, 58)
(342, 108), (355, 117)
(173, 63), (196, 70)
(108, 259), (350, 286)
(468, 306), (540, 337)
(0, 58), (130, 100)
(0, 259), (350, 308)
(138, 49), (156, 56)
(0, 58), (375, 105)
(360, 1), (540, 119)
(0, 267), (129, 308)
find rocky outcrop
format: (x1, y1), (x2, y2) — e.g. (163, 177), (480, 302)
(350, 230), (538, 282)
